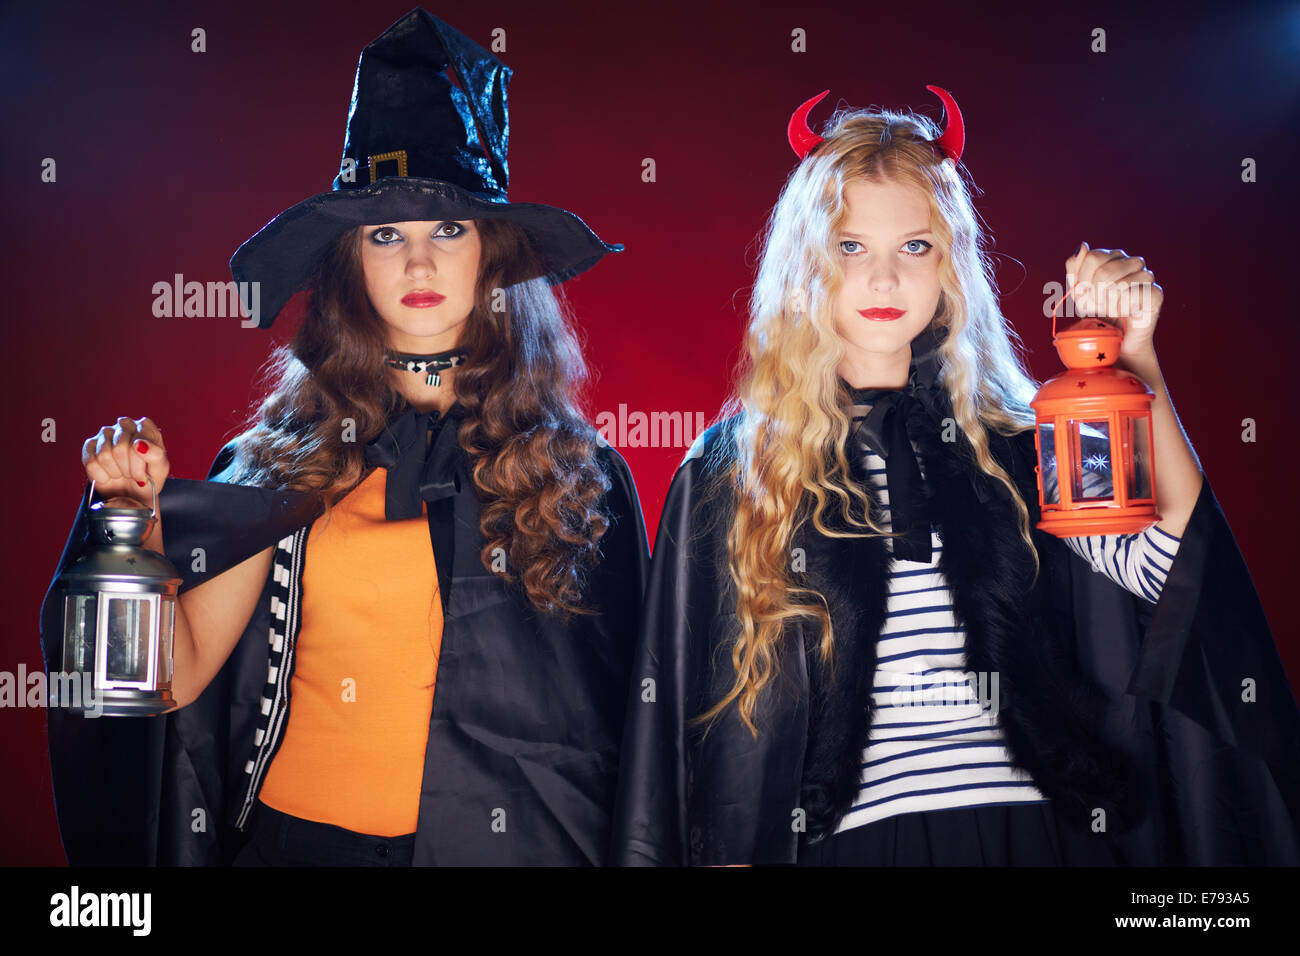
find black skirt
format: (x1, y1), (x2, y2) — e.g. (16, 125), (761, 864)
(796, 801), (1124, 866)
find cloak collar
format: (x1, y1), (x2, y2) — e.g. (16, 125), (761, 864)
(837, 320), (950, 432)
(836, 324), (993, 564)
(363, 397), (465, 521)
(837, 324), (953, 562)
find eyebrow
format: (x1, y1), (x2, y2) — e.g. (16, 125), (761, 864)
(839, 228), (933, 240)
(370, 220), (469, 228)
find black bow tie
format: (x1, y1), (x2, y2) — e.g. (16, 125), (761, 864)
(362, 402), (463, 521)
(841, 325), (953, 563)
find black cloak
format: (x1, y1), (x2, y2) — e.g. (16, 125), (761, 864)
(610, 399), (1300, 866)
(40, 405), (649, 865)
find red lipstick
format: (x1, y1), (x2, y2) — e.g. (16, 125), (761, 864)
(858, 307), (905, 321)
(402, 291), (446, 307)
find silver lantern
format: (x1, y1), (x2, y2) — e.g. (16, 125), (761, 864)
(54, 477), (181, 716)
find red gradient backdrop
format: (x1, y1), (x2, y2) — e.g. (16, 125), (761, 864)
(4, 0), (1297, 864)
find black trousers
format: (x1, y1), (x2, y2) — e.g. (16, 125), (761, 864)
(796, 801), (1125, 866)
(232, 799), (416, 867)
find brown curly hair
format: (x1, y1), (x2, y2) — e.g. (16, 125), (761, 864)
(221, 218), (612, 617)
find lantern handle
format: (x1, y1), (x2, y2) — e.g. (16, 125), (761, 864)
(1054, 279), (1129, 340)
(87, 474), (158, 520)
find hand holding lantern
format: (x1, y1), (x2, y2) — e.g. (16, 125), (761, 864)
(1064, 240), (1164, 360)
(54, 417), (180, 715)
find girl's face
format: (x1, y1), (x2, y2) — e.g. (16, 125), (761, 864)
(831, 178), (942, 384)
(360, 219), (482, 352)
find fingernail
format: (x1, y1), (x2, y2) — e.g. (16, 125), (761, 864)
(137, 480), (146, 487)
(136, 440), (149, 453)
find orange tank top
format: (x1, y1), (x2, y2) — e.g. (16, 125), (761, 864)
(258, 465), (442, 836)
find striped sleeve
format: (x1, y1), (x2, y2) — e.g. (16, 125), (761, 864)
(1063, 524), (1182, 605)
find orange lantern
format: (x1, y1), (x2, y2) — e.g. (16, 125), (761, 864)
(1030, 286), (1160, 537)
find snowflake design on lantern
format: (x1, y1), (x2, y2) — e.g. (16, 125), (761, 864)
(1083, 452), (1110, 472)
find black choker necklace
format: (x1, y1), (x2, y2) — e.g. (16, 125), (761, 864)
(383, 348), (468, 386)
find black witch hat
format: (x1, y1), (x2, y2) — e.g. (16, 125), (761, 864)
(229, 8), (623, 329)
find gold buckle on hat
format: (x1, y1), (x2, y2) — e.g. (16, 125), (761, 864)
(368, 149), (409, 182)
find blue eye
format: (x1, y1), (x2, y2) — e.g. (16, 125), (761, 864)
(839, 238), (933, 257)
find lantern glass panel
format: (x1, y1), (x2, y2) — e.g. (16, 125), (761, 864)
(62, 594), (96, 674)
(1037, 423), (1059, 504)
(1125, 413), (1153, 500)
(1070, 420), (1114, 502)
(104, 596), (151, 683)
(159, 598), (175, 684)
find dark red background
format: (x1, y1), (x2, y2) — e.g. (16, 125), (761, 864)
(4, 0), (1297, 864)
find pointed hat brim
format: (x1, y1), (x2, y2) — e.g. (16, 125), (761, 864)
(229, 176), (623, 330)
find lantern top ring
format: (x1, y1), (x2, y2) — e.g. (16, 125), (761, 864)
(1055, 278), (1128, 340)
(87, 474), (158, 519)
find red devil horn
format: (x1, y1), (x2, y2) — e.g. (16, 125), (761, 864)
(925, 84), (964, 163)
(788, 89), (830, 160)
